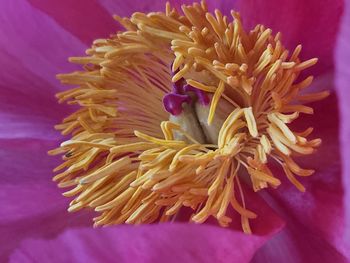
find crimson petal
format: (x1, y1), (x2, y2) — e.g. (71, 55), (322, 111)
(236, 0), (344, 77)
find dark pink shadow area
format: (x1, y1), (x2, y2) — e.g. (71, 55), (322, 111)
(252, 93), (348, 262)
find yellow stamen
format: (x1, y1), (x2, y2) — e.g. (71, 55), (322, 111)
(208, 81), (225, 125)
(268, 113), (297, 143)
(51, 0), (326, 233)
(244, 107), (258, 138)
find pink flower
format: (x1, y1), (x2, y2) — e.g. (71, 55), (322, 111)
(0, 0), (349, 262)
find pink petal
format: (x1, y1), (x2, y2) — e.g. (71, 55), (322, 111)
(98, 0), (194, 17)
(0, 50), (71, 139)
(28, 0), (119, 44)
(27, 0), (243, 43)
(0, 139), (67, 223)
(335, 0), (350, 251)
(10, 224), (275, 263)
(253, 94), (349, 261)
(236, 0), (344, 77)
(252, 220), (348, 263)
(0, 139), (93, 261)
(0, 0), (88, 138)
(97, 0), (240, 19)
(1, 209), (92, 262)
(0, 0), (86, 91)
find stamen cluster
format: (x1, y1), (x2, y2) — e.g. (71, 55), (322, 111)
(50, 1), (328, 233)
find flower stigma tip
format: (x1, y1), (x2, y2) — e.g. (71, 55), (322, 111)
(163, 66), (210, 116)
(50, 1), (329, 234)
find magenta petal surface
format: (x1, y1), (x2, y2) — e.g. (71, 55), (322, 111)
(236, 0), (344, 77)
(0, 51), (71, 139)
(0, 139), (92, 261)
(98, 0), (195, 17)
(335, 0), (350, 250)
(28, 0), (119, 44)
(11, 224), (274, 263)
(0, 139), (67, 223)
(1, 209), (92, 262)
(253, 94), (348, 262)
(0, 0), (88, 139)
(0, 0), (86, 90)
(98, 0), (238, 20)
(251, 221), (348, 263)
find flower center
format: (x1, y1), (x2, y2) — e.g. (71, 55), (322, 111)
(163, 67), (228, 144)
(51, 1), (329, 234)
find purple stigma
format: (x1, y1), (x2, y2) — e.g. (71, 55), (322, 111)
(163, 93), (192, 116)
(163, 63), (210, 115)
(183, 84), (210, 105)
(172, 80), (184, 94)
